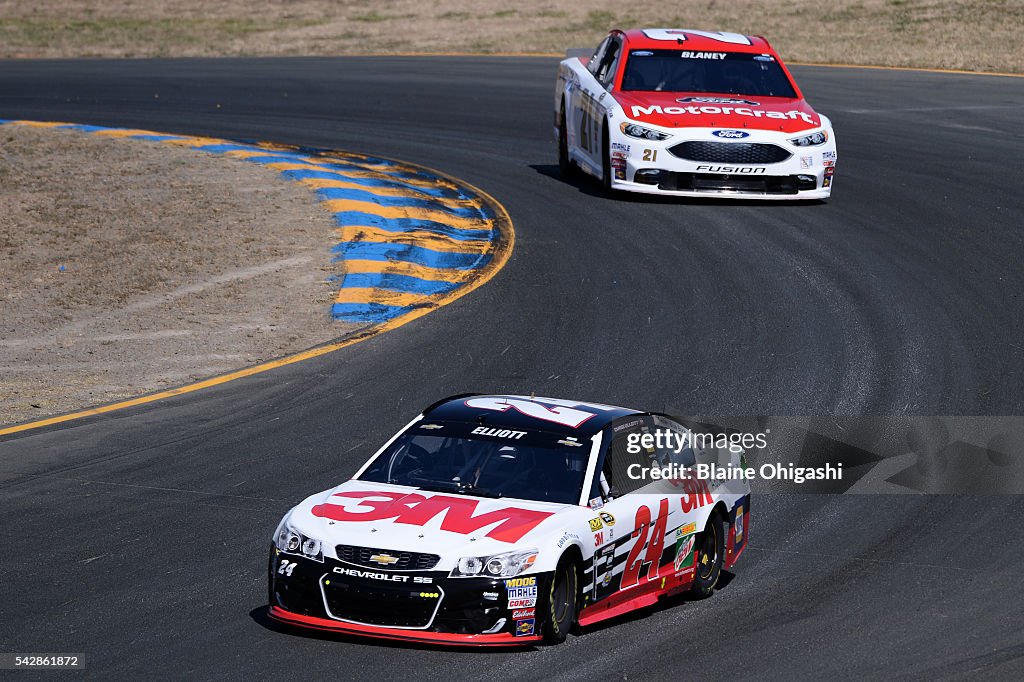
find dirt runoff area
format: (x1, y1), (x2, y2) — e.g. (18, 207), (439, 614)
(0, 125), (356, 426)
(1, 0), (1022, 73)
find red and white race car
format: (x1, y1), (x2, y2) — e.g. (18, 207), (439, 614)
(268, 394), (750, 646)
(555, 28), (837, 199)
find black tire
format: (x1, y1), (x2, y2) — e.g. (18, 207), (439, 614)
(267, 545), (278, 605)
(601, 122), (613, 193)
(690, 512), (724, 599)
(541, 557), (579, 644)
(558, 103), (573, 177)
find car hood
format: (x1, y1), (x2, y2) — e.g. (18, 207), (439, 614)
(613, 90), (821, 133)
(286, 479), (576, 559)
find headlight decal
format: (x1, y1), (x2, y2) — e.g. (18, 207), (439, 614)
(620, 122), (672, 141)
(450, 548), (538, 578)
(275, 522), (323, 561)
(788, 130), (828, 147)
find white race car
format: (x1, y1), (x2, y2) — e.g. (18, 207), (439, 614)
(555, 28), (837, 199)
(268, 394), (750, 646)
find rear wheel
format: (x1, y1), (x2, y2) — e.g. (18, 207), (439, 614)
(541, 557), (578, 644)
(690, 512), (724, 599)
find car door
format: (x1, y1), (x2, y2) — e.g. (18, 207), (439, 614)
(587, 415), (673, 603)
(571, 35), (622, 175)
(648, 415), (717, 581)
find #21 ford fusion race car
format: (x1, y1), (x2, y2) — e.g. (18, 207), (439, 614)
(267, 394), (750, 646)
(555, 28), (837, 199)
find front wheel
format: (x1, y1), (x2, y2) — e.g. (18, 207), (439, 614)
(558, 105), (573, 177)
(601, 123), (613, 193)
(690, 512), (724, 599)
(541, 557), (578, 644)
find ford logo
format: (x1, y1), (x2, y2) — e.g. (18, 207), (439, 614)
(712, 130), (749, 139)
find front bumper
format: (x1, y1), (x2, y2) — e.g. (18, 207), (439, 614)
(615, 172), (833, 200)
(267, 547), (545, 646)
(610, 130), (836, 200)
(268, 607), (540, 646)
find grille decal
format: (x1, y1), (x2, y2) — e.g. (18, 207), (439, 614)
(336, 544), (441, 571)
(669, 141), (791, 164)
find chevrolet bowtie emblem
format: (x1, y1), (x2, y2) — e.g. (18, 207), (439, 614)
(369, 553), (400, 566)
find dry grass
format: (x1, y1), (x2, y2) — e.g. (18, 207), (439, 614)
(0, 0), (1021, 72)
(0, 125), (352, 425)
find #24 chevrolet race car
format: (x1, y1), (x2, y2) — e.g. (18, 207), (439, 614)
(555, 28), (837, 199)
(267, 394), (750, 646)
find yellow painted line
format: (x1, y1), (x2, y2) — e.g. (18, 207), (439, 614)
(357, 52), (562, 58)
(334, 287), (436, 307)
(91, 128), (168, 138)
(253, 141), (304, 152)
(4, 120), (72, 127)
(0, 333), (379, 437)
(222, 150), (368, 170)
(325, 199), (491, 229)
(260, 161), (340, 172)
(221, 149), (305, 160)
(345, 161), (423, 173)
(343, 258), (471, 283)
(318, 168), (455, 190)
(292, 153), (417, 173)
(232, 153), (442, 178)
(161, 136), (236, 148)
(257, 163), (451, 190)
(238, 142), (435, 174)
(308, 155), (466, 191)
(0, 141), (515, 438)
(335, 225), (492, 254)
(297, 178), (481, 209)
(223, 150), (353, 168)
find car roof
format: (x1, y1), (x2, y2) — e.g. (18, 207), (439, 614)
(617, 28), (773, 54)
(422, 394), (643, 437)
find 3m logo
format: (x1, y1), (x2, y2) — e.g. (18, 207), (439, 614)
(679, 478), (714, 513)
(311, 490), (554, 543)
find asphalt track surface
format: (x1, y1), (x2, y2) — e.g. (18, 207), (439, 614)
(1, 58), (1023, 679)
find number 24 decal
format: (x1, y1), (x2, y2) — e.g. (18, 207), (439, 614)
(622, 487), (714, 588)
(621, 498), (669, 588)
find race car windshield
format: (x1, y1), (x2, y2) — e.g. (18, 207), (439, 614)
(620, 50), (797, 97)
(359, 425), (591, 505)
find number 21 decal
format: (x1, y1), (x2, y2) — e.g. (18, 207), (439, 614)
(642, 149), (658, 162)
